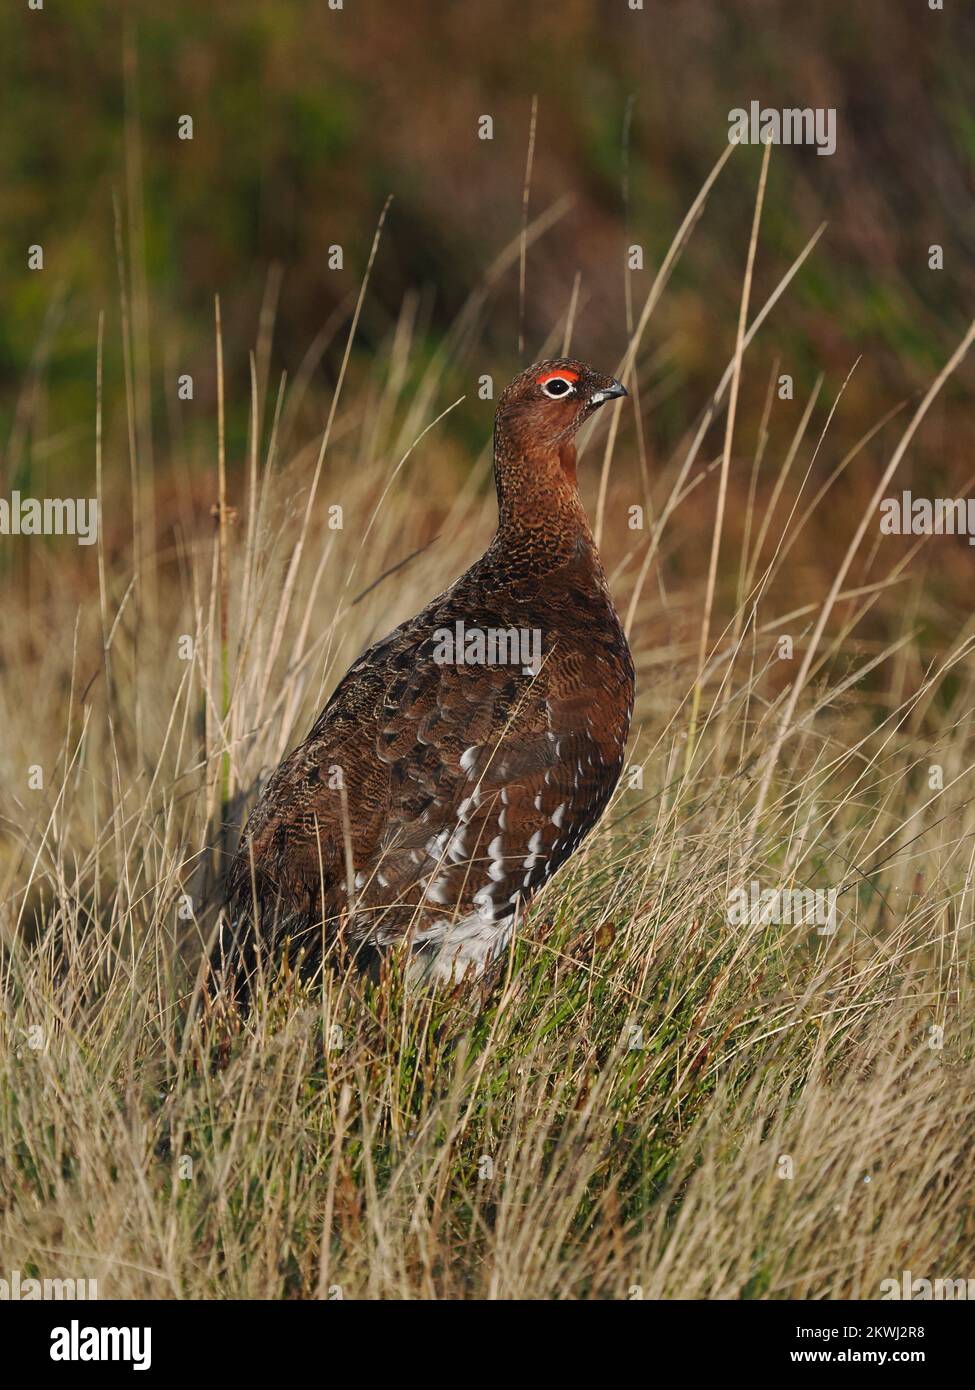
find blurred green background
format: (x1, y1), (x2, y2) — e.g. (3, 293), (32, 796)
(1, 0), (973, 522)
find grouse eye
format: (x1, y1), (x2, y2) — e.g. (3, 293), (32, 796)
(541, 377), (572, 398)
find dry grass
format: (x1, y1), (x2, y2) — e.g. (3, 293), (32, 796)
(1, 172), (974, 1300)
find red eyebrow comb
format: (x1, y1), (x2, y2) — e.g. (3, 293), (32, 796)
(536, 367), (579, 384)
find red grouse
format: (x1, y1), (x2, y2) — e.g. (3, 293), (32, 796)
(222, 359), (634, 987)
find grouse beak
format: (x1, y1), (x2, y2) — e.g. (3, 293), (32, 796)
(590, 379), (628, 408)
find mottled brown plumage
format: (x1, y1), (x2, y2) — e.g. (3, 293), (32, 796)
(221, 358), (634, 987)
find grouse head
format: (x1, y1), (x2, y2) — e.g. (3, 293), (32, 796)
(495, 358), (627, 457)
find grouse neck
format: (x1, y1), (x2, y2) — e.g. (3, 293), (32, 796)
(493, 438), (594, 557)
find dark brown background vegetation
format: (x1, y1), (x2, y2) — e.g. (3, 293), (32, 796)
(1, 0), (973, 636)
